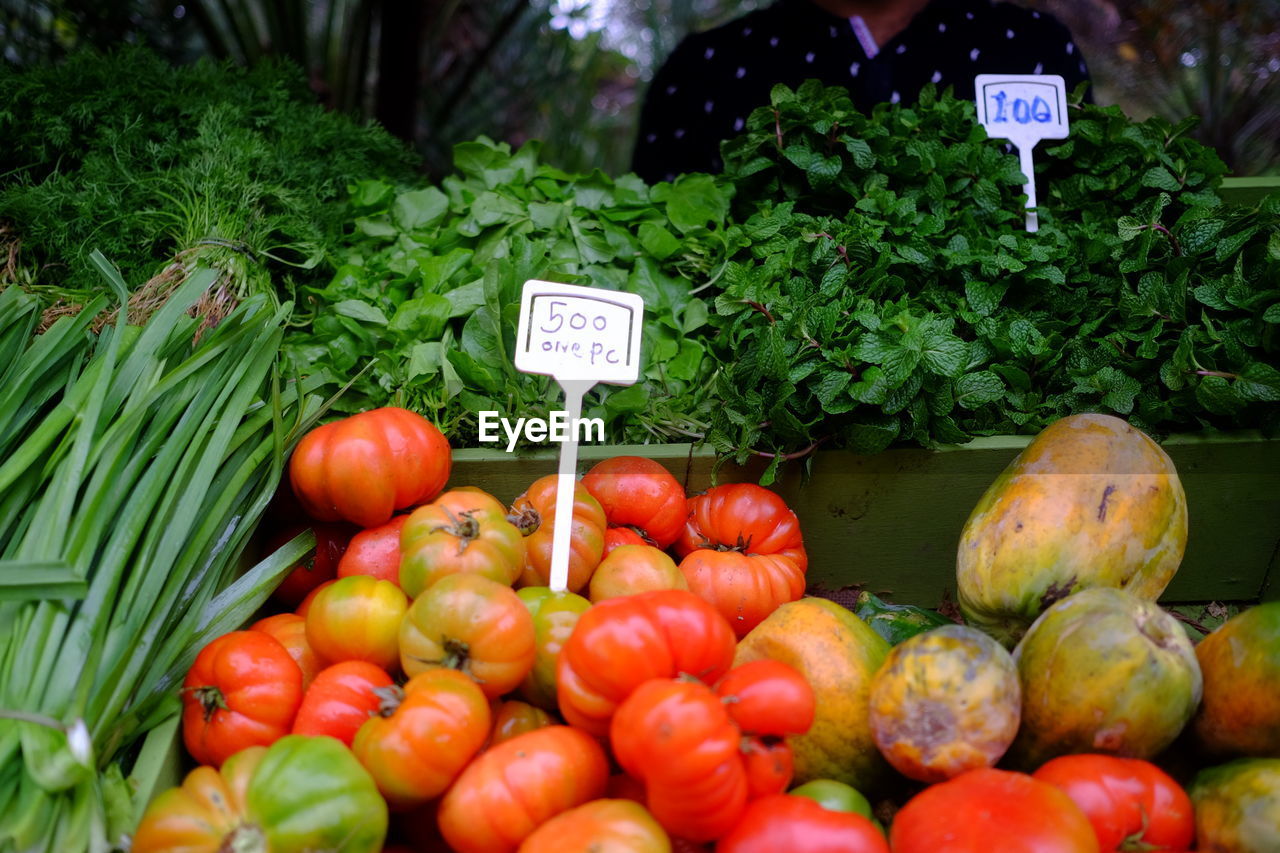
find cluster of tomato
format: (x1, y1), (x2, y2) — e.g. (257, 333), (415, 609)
(134, 406), (885, 851)
(134, 406), (1204, 852)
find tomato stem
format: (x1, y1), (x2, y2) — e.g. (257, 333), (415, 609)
(435, 507), (481, 553)
(371, 684), (405, 718)
(507, 507), (541, 537)
(219, 822), (268, 853)
(192, 686), (229, 722)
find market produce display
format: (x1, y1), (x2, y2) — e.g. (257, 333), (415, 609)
(3, 45), (1279, 853)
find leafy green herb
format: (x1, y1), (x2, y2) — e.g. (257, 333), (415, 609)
(281, 137), (739, 446)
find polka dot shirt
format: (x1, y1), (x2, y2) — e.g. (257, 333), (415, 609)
(632, 0), (1092, 183)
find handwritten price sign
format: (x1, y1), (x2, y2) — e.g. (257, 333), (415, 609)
(974, 74), (1070, 232)
(514, 280), (644, 593)
(515, 283), (643, 384)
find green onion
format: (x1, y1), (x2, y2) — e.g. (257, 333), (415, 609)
(0, 249), (325, 852)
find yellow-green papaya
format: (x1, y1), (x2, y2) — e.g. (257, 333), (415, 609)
(1007, 587), (1202, 769)
(957, 413), (1187, 646)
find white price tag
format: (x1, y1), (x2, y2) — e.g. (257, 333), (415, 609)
(514, 280), (645, 593)
(973, 74), (1070, 232)
(515, 282), (644, 384)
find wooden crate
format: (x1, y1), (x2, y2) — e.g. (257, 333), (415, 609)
(452, 431), (1280, 607)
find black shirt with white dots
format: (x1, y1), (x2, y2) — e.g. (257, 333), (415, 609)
(632, 0), (1091, 184)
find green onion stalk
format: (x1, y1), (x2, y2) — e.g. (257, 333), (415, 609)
(0, 251), (324, 852)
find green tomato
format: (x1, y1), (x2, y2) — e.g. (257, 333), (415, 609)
(516, 586), (592, 711)
(789, 779), (885, 834)
(247, 735), (388, 851)
(133, 734), (387, 853)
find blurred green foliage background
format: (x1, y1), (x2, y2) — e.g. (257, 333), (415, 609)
(1, 0), (1277, 177)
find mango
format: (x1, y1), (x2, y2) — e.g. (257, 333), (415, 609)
(1008, 587), (1201, 769)
(1190, 758), (1280, 853)
(734, 597), (890, 791)
(957, 413), (1187, 646)
(1194, 601), (1280, 758)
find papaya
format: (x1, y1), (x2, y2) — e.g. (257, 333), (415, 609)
(868, 624), (1021, 783)
(1008, 587), (1201, 769)
(1194, 601), (1280, 758)
(734, 597), (890, 791)
(957, 413), (1187, 647)
(1189, 758), (1280, 853)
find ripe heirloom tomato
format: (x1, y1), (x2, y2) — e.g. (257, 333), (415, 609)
(588, 543), (688, 602)
(292, 660), (395, 746)
(1033, 754), (1194, 852)
(351, 669), (491, 809)
(520, 799), (671, 853)
(611, 678), (749, 842)
(437, 726), (610, 852)
(557, 589), (737, 736)
(399, 572), (536, 698)
(336, 514), (408, 585)
(289, 407), (451, 528)
(743, 736), (795, 799)
(304, 575), (408, 671)
(676, 484), (807, 638)
(398, 488), (525, 598)
(715, 794), (889, 853)
(249, 613), (323, 691)
(181, 631), (303, 767)
(133, 735), (387, 853)
(582, 456), (688, 548)
(603, 525), (650, 556)
(266, 522), (355, 608)
(487, 698), (554, 748)
(890, 768), (1101, 853)
(509, 474), (607, 593)
(715, 659), (815, 737)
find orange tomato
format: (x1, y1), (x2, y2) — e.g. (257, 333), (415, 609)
(304, 575), (407, 671)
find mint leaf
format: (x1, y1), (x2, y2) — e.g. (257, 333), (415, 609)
(955, 372), (1005, 408)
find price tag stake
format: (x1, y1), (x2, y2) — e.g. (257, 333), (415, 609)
(974, 74), (1070, 233)
(514, 281), (644, 592)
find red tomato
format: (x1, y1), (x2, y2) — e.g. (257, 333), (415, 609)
(582, 456), (688, 548)
(398, 573), (536, 699)
(716, 794), (889, 853)
(603, 525), (650, 555)
(304, 575), (408, 671)
(398, 488), (526, 598)
(336, 514), (408, 585)
(181, 631), (303, 767)
(487, 698), (554, 748)
(611, 678), (749, 842)
(675, 484), (807, 637)
(289, 407), (451, 527)
(266, 522), (355, 608)
(715, 659), (815, 737)
(521, 799), (671, 853)
(556, 589), (738, 737)
(742, 737), (794, 799)
(890, 768), (1101, 853)
(510, 474), (607, 593)
(1033, 754), (1194, 852)
(437, 726), (610, 852)
(249, 613), (323, 691)
(291, 660), (394, 746)
(351, 668), (491, 809)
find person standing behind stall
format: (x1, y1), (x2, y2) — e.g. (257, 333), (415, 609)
(632, 0), (1091, 184)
